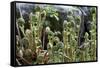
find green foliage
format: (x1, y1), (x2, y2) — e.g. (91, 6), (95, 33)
(16, 6), (97, 65)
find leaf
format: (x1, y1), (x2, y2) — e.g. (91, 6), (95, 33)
(54, 14), (59, 21)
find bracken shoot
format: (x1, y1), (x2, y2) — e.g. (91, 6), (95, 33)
(15, 3), (97, 65)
